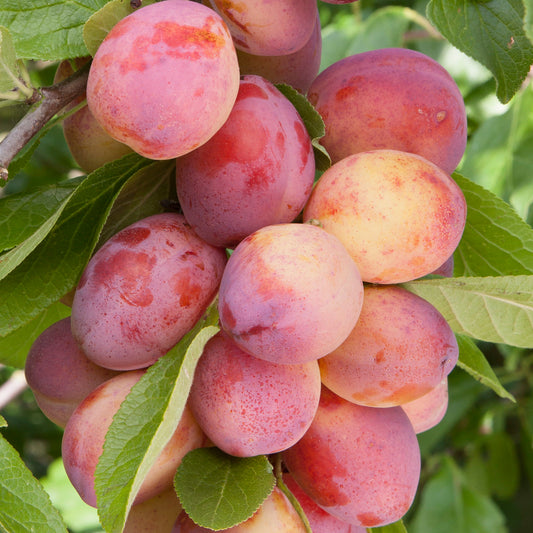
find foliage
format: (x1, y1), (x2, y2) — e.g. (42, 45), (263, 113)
(0, 1), (532, 532)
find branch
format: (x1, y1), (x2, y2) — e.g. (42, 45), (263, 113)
(0, 61), (91, 181)
(0, 369), (28, 410)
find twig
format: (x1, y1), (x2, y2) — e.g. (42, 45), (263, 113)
(0, 61), (91, 181)
(0, 369), (28, 410)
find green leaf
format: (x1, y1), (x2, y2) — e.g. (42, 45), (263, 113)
(403, 275), (533, 348)
(0, 433), (68, 533)
(484, 432), (520, 500)
(459, 84), (533, 223)
(83, 0), (157, 56)
(0, 300), (71, 369)
(426, 0), (533, 103)
(345, 6), (413, 55)
(410, 456), (506, 533)
(0, 178), (83, 280)
(0, 416), (6, 428)
(275, 83), (331, 172)
(453, 172), (533, 276)
(95, 304), (220, 533)
(0, 0), (108, 61)
(0, 153), (152, 338)
(369, 520), (408, 533)
(0, 25), (27, 97)
(175, 447), (275, 531)
(456, 334), (515, 401)
(96, 159), (175, 248)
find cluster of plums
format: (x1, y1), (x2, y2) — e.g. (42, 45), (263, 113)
(25, 1), (468, 531)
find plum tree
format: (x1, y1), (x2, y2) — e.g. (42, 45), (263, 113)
(188, 331), (321, 457)
(176, 75), (315, 248)
(218, 223), (364, 364)
(62, 370), (207, 508)
(24, 317), (120, 427)
(303, 149), (467, 283)
(87, 0), (240, 159)
(307, 47), (467, 174)
(318, 285), (458, 407)
(282, 387), (421, 528)
(71, 213), (227, 370)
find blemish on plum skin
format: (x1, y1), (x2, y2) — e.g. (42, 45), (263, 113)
(114, 226), (151, 246)
(238, 81), (269, 100)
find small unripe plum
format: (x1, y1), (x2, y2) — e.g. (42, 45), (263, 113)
(189, 331), (321, 457)
(173, 486), (307, 532)
(176, 75), (315, 248)
(319, 285), (458, 407)
(124, 488), (182, 533)
(283, 474), (366, 533)
(218, 223), (364, 364)
(24, 317), (120, 427)
(236, 12), (322, 93)
(87, 0), (240, 159)
(54, 59), (132, 173)
(71, 213), (227, 370)
(307, 47), (467, 174)
(402, 377), (449, 434)
(62, 370), (207, 507)
(204, 0), (317, 57)
(303, 150), (467, 284)
(282, 387), (421, 528)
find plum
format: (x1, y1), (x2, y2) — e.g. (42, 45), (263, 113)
(176, 75), (315, 248)
(87, 0), (240, 159)
(218, 223), (364, 364)
(71, 213), (226, 370)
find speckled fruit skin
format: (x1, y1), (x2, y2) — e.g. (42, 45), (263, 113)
(62, 370), (207, 508)
(24, 317), (120, 427)
(188, 331), (321, 457)
(54, 59), (132, 173)
(173, 487), (307, 532)
(303, 150), (467, 284)
(236, 12), (322, 94)
(176, 75), (315, 248)
(282, 387), (421, 528)
(319, 285), (458, 407)
(402, 377), (449, 434)
(86, 0), (240, 160)
(218, 223), (364, 365)
(71, 213), (227, 371)
(283, 474), (366, 533)
(204, 0), (317, 56)
(307, 47), (467, 174)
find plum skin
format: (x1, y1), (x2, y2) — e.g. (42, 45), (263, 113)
(87, 0), (240, 160)
(188, 331), (321, 457)
(307, 47), (467, 174)
(318, 285), (458, 407)
(303, 149), (467, 284)
(282, 387), (421, 528)
(218, 223), (364, 365)
(61, 370), (207, 508)
(176, 74), (315, 249)
(24, 317), (120, 427)
(71, 213), (227, 371)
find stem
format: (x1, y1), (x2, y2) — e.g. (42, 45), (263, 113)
(0, 61), (91, 181)
(272, 454), (312, 533)
(0, 369), (28, 410)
